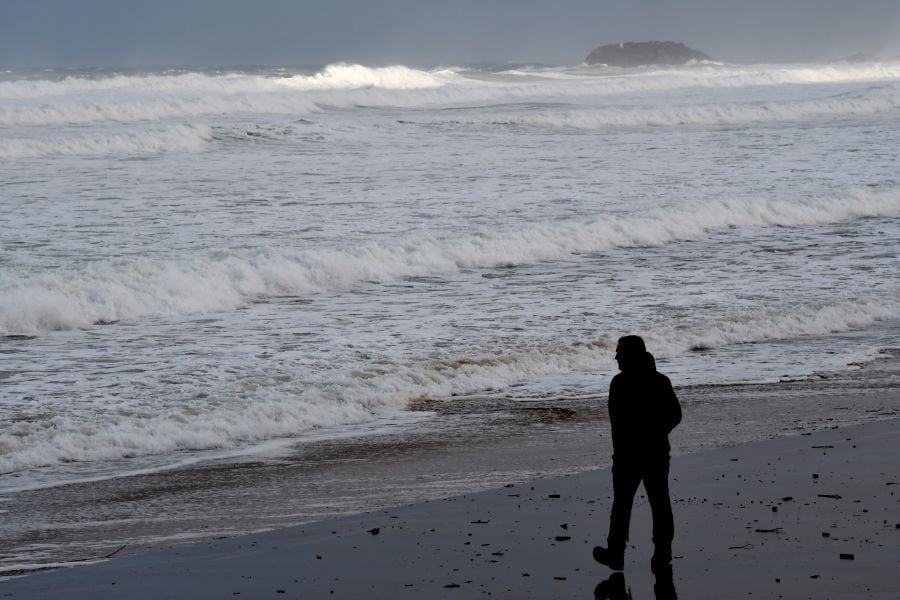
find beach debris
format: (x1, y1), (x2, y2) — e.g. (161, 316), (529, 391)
(548, 494), (561, 498)
(520, 406), (576, 422)
(812, 445), (834, 449)
(560, 523), (568, 529)
(444, 583), (461, 588)
(817, 494), (842, 499)
(754, 527), (782, 533)
(782, 496), (793, 501)
(728, 543), (754, 550)
(368, 527), (380, 535)
(555, 536), (572, 542)
(470, 520), (489, 524)
(812, 474), (819, 479)
(840, 553), (855, 560)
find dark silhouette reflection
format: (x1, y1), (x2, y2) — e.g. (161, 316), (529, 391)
(593, 568), (678, 600)
(594, 572), (630, 600)
(653, 565), (678, 600)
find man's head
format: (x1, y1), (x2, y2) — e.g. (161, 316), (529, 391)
(615, 335), (647, 371)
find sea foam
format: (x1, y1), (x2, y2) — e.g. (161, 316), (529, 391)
(1, 289), (897, 479)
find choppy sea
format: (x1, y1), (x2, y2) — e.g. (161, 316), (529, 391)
(2, 60), (899, 502)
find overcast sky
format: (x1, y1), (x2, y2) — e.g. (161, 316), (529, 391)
(2, 0), (899, 68)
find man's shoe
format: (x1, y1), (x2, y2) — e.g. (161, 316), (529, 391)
(593, 546), (624, 570)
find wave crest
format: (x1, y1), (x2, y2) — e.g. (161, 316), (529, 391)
(282, 63), (449, 90)
(2, 187), (898, 336)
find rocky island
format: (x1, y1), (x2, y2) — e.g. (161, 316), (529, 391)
(585, 41), (712, 67)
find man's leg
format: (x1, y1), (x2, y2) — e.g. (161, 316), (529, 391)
(643, 456), (674, 570)
(595, 461), (642, 569)
(607, 460), (642, 553)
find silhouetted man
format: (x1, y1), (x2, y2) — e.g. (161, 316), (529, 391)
(594, 335), (681, 573)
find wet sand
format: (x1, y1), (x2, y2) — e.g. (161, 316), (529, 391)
(3, 415), (899, 598)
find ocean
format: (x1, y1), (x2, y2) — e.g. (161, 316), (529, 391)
(1, 60), (899, 567)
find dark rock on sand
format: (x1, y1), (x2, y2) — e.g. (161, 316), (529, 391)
(585, 41), (712, 67)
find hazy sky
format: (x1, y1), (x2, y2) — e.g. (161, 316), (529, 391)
(2, 0), (899, 68)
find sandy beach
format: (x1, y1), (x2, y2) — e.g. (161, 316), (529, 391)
(3, 411), (898, 598)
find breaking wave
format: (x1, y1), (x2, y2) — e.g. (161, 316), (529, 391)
(0, 64), (450, 100)
(283, 63), (452, 89)
(2, 187), (898, 336)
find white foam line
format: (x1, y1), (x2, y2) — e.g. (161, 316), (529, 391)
(0, 559), (108, 577)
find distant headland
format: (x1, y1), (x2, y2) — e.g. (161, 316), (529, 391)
(585, 41), (712, 67)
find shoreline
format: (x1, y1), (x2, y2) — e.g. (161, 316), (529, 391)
(6, 343), (899, 497)
(3, 416), (898, 598)
(1, 352), (898, 576)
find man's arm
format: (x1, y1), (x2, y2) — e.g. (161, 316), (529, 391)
(663, 375), (681, 433)
(608, 376), (619, 426)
